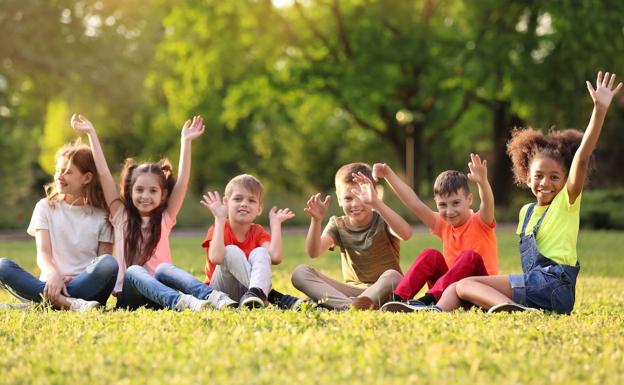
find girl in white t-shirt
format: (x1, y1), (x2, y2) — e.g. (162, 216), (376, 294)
(72, 114), (235, 311)
(0, 141), (117, 311)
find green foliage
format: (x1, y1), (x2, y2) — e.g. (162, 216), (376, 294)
(38, 99), (72, 175)
(1, 230), (624, 384)
(580, 189), (624, 230)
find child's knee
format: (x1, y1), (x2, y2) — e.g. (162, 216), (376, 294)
(124, 265), (148, 282)
(249, 247), (271, 264)
(380, 269), (403, 286)
(154, 263), (174, 280)
(457, 250), (483, 263)
(291, 264), (313, 288)
(96, 254), (119, 277)
(455, 277), (476, 299)
(0, 258), (14, 280)
(224, 245), (247, 261)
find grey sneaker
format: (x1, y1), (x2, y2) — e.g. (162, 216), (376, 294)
(381, 300), (441, 313)
(67, 298), (101, 312)
(175, 294), (210, 312)
(239, 287), (268, 309)
(487, 302), (539, 313)
(207, 290), (238, 310)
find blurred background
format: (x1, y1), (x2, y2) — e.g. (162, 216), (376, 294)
(1, 0), (624, 229)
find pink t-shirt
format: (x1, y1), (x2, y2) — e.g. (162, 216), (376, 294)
(110, 209), (176, 292)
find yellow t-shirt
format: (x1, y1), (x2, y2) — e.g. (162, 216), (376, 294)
(516, 187), (581, 266)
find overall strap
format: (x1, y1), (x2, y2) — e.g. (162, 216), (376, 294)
(520, 203), (550, 237)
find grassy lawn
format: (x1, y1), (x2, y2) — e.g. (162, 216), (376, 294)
(1, 228), (623, 385)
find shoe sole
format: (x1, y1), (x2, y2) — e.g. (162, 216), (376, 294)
(240, 297), (266, 309)
(488, 303), (536, 313)
(380, 302), (415, 313)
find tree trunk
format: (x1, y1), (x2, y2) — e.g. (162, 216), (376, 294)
(491, 101), (525, 206)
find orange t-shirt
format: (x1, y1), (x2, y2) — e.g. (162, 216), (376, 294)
(201, 221), (271, 284)
(431, 211), (498, 275)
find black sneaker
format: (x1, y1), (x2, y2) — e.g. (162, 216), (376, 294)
(274, 294), (308, 310)
(487, 302), (539, 313)
(239, 287), (269, 309)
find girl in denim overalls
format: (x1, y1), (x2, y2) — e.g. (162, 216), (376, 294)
(436, 71), (622, 314)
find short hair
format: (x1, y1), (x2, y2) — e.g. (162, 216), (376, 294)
(334, 162), (374, 191)
(224, 174), (264, 201)
(433, 170), (470, 197)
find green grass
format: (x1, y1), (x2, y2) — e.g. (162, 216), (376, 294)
(1, 229), (623, 385)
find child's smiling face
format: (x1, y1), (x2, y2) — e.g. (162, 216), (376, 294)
(434, 189), (473, 227)
(336, 182), (374, 227)
(527, 155), (567, 206)
(131, 173), (165, 216)
(226, 186), (263, 225)
(54, 156), (92, 200)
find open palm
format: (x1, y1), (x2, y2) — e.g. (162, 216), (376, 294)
(587, 71), (623, 109)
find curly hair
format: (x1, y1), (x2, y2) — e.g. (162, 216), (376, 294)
(506, 128), (584, 186)
(119, 158), (176, 267)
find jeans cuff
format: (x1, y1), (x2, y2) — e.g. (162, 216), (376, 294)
(509, 274), (527, 306)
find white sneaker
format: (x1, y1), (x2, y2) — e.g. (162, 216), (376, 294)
(175, 294), (210, 312)
(0, 302), (32, 310)
(207, 290), (238, 310)
(67, 298), (101, 312)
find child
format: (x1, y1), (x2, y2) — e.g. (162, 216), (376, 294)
(72, 114), (232, 311)
(443, 71), (622, 314)
(0, 141), (117, 311)
(377, 154), (498, 312)
(182, 174), (300, 309)
(292, 163), (412, 310)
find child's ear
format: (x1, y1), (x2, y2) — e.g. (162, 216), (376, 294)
(467, 192), (474, 206)
(82, 172), (94, 185)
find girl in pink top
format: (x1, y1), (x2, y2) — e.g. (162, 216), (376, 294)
(72, 114), (233, 311)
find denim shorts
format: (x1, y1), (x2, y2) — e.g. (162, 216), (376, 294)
(509, 264), (576, 314)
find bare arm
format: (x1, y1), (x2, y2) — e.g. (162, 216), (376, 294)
(71, 114), (122, 215)
(304, 193), (335, 258)
(35, 229), (69, 302)
(568, 72), (622, 203)
(373, 163), (437, 230)
(351, 172), (412, 240)
(267, 207), (295, 264)
(200, 191), (227, 265)
(467, 153), (495, 225)
(166, 116), (205, 218)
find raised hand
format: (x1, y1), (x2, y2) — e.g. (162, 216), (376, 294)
(372, 163), (391, 181)
(467, 153), (488, 185)
(587, 71), (623, 110)
(181, 115), (205, 141)
(269, 207), (295, 224)
(351, 172), (378, 207)
(200, 191), (228, 219)
(70, 113), (95, 134)
(304, 193), (331, 220)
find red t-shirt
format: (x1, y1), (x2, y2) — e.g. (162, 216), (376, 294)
(201, 221), (271, 283)
(431, 211), (498, 275)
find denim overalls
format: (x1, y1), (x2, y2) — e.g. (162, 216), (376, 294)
(509, 203), (580, 314)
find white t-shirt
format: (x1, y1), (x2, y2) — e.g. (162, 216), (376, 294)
(27, 198), (113, 282)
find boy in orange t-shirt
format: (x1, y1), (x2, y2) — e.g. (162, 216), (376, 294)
(376, 154), (498, 312)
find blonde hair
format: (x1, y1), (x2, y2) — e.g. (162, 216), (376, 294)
(224, 174), (264, 202)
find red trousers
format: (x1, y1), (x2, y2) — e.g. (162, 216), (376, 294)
(394, 248), (488, 301)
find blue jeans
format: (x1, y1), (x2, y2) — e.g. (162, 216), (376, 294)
(115, 265), (184, 310)
(154, 263), (214, 300)
(0, 255), (118, 305)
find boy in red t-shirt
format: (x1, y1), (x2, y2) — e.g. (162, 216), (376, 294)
(377, 154), (498, 312)
(200, 174), (301, 309)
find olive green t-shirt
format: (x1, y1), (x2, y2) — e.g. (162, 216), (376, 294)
(322, 212), (401, 287)
(516, 187), (581, 266)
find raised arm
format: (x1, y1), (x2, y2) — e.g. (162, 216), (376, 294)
(351, 172), (412, 240)
(304, 193), (335, 258)
(568, 72), (622, 203)
(467, 153), (495, 225)
(372, 163), (437, 230)
(266, 207), (296, 264)
(166, 116), (205, 218)
(71, 114), (122, 215)
(200, 191), (227, 265)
